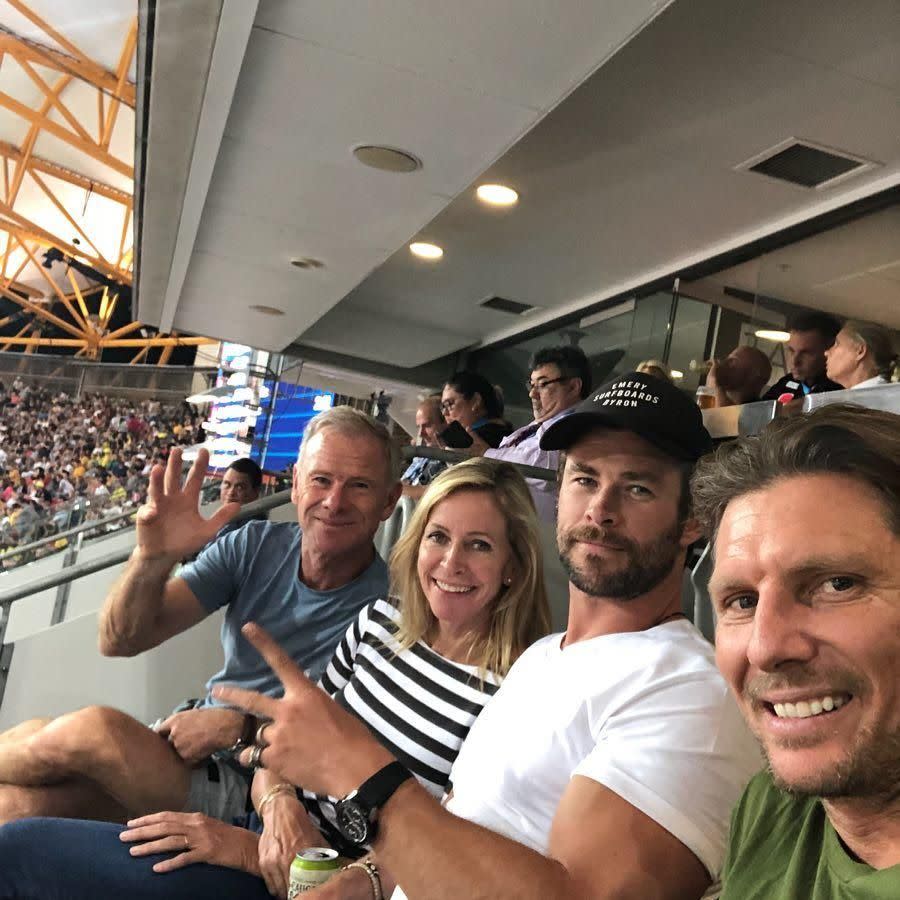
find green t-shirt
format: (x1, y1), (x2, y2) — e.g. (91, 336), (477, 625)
(721, 771), (900, 899)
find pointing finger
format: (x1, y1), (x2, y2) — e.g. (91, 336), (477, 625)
(212, 684), (279, 721)
(241, 623), (314, 695)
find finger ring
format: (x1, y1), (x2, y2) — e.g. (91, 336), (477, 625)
(248, 743), (265, 769)
(255, 721), (270, 747)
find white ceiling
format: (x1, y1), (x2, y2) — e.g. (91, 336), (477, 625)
(137, 0), (678, 344)
(140, 0), (900, 371)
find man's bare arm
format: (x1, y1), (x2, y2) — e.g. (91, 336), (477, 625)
(367, 775), (708, 900)
(98, 563), (206, 657)
(98, 447), (238, 657)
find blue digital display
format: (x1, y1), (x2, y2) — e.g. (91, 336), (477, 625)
(253, 383), (334, 472)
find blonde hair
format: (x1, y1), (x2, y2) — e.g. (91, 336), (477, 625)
(389, 458), (550, 678)
(636, 359), (673, 382)
(298, 405), (401, 482)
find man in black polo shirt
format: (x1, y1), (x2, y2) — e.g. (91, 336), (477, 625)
(762, 312), (843, 403)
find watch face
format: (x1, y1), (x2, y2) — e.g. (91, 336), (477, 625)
(336, 800), (370, 845)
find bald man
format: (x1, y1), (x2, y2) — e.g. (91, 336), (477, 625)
(707, 346), (772, 407)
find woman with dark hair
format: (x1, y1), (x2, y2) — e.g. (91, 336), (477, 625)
(440, 371), (512, 449)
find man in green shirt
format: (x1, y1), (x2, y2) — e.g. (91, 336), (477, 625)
(691, 404), (900, 899)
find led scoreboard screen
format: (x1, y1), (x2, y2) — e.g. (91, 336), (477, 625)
(254, 384), (334, 472)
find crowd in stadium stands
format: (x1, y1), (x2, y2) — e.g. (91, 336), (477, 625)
(0, 378), (202, 561)
(0, 342), (897, 897)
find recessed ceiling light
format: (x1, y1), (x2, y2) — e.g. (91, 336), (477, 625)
(353, 145), (422, 173)
(290, 257), (324, 270)
(755, 329), (791, 342)
(670, 369), (684, 379)
(410, 242), (443, 260)
(476, 184), (519, 206)
(249, 304), (285, 316)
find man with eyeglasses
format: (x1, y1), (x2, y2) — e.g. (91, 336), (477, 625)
(483, 346), (592, 520)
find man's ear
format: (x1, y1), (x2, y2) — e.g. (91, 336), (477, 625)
(382, 481), (402, 521)
(291, 462), (300, 505)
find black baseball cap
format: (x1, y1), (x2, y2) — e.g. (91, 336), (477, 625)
(540, 371), (712, 461)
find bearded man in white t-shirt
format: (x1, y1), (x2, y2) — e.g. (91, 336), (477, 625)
(217, 371), (761, 900)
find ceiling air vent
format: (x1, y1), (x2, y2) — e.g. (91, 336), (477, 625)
(739, 139), (874, 188)
(480, 296), (535, 315)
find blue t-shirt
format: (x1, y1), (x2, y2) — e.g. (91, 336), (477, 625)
(179, 520), (389, 705)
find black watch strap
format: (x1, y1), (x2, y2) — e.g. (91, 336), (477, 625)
(354, 761), (413, 812)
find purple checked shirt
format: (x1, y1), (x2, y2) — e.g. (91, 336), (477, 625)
(484, 408), (574, 522)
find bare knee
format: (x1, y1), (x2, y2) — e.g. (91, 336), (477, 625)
(0, 717), (53, 744)
(27, 706), (137, 776)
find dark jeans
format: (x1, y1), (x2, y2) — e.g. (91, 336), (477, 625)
(0, 818), (272, 900)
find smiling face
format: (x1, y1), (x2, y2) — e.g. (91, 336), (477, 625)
(416, 490), (513, 636)
(556, 429), (696, 600)
(292, 428), (399, 562)
(711, 474), (900, 798)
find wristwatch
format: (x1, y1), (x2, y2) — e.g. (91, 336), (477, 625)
(334, 761), (412, 846)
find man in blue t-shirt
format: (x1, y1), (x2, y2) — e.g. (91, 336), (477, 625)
(0, 407), (400, 826)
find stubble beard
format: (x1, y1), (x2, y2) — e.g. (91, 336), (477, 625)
(557, 520), (683, 601)
(748, 677), (900, 801)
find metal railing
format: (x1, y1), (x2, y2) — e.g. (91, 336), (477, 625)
(0, 489), (293, 611)
(0, 508), (138, 562)
(0, 488), (295, 707)
(0, 449), (553, 618)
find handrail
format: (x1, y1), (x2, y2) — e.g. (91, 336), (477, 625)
(0, 489), (294, 607)
(0, 508), (138, 561)
(400, 445), (557, 482)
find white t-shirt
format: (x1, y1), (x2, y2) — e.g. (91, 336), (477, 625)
(392, 620), (759, 899)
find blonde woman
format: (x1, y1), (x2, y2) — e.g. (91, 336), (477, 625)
(280, 456), (551, 870)
(0, 459), (550, 900)
(636, 359), (673, 383)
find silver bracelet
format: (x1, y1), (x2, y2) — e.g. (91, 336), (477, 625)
(343, 860), (383, 900)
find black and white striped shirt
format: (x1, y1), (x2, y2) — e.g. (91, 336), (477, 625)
(307, 598), (501, 851)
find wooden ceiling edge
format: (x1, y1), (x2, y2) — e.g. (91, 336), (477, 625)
(0, 89), (133, 179)
(0, 31), (135, 107)
(0, 215), (133, 285)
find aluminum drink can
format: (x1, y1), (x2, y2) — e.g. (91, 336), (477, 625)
(288, 848), (341, 897)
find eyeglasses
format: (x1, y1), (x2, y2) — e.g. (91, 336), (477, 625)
(440, 399), (458, 413)
(525, 376), (570, 393)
